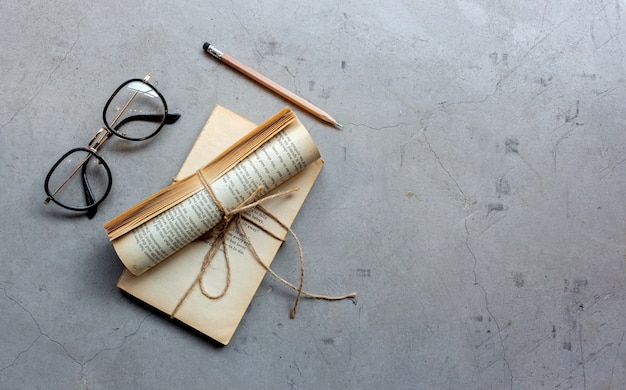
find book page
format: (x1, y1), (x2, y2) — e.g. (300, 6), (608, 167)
(116, 105), (325, 345)
(112, 117), (320, 276)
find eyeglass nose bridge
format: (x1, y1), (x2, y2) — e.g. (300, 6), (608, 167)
(88, 127), (112, 152)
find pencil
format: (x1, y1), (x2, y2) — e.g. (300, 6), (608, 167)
(203, 42), (343, 129)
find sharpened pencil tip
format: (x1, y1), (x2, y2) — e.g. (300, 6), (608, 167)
(335, 122), (344, 129)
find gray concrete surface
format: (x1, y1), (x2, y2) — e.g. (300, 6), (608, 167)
(2, 1), (625, 389)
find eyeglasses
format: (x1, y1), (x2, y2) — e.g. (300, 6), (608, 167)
(44, 73), (181, 218)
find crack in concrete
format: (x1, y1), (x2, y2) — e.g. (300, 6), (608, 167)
(422, 130), (466, 199)
(345, 121), (415, 131)
(1, 285), (151, 384)
(0, 2), (92, 133)
(85, 313), (152, 366)
(421, 131), (514, 388)
(579, 324), (587, 390)
(551, 120), (582, 171)
(495, 14), (573, 92)
(465, 220), (514, 389)
(0, 287), (82, 373)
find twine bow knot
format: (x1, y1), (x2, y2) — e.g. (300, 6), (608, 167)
(171, 170), (356, 320)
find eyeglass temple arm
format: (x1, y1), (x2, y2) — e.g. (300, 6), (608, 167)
(164, 113), (181, 124)
(113, 113), (181, 130)
(81, 159), (98, 219)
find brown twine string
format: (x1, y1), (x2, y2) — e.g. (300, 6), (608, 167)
(170, 170), (356, 319)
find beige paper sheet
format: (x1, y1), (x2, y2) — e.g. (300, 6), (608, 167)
(117, 105), (323, 345)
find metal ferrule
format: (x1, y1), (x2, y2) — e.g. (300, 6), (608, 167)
(207, 44), (224, 59)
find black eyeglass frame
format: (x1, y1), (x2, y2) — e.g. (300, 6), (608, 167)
(103, 77), (172, 141)
(44, 73), (180, 217)
(44, 147), (113, 213)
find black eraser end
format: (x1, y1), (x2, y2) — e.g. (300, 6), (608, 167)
(203, 42), (210, 51)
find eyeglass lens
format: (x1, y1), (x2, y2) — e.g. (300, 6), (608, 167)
(105, 81), (167, 140)
(45, 148), (112, 211)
